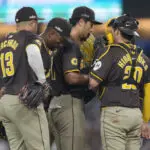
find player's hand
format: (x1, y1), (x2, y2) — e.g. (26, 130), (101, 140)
(141, 122), (150, 139)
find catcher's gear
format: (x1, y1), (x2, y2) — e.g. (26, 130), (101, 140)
(19, 81), (51, 109)
(112, 14), (139, 37)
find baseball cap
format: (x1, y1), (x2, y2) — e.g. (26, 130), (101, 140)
(15, 7), (44, 23)
(47, 18), (72, 38)
(69, 6), (102, 25)
(112, 14), (139, 36)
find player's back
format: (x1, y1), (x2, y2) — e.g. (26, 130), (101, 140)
(94, 43), (150, 108)
(0, 31), (38, 94)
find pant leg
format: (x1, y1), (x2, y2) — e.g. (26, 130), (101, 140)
(0, 95), (25, 150)
(101, 107), (143, 150)
(125, 109), (143, 150)
(100, 107), (126, 150)
(3, 121), (25, 150)
(48, 95), (85, 150)
(1, 94), (50, 150)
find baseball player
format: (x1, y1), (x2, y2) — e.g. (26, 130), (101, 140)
(40, 18), (72, 111)
(0, 7), (50, 150)
(89, 14), (150, 150)
(69, 6), (103, 103)
(47, 6), (102, 150)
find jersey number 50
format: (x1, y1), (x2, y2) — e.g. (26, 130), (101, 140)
(122, 65), (143, 90)
(0, 52), (15, 77)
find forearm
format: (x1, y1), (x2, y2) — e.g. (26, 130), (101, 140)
(65, 72), (89, 85)
(143, 83), (150, 122)
(26, 44), (46, 83)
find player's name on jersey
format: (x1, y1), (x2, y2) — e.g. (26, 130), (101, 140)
(0, 40), (19, 51)
(118, 53), (148, 71)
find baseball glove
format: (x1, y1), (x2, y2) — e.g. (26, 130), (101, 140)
(19, 81), (51, 109)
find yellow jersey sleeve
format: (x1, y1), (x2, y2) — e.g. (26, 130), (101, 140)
(143, 83), (150, 122)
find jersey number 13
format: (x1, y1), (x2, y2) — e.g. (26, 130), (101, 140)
(0, 52), (15, 77)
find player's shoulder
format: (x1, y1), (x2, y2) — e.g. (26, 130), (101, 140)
(66, 38), (77, 47)
(18, 30), (39, 40)
(97, 44), (119, 54)
(20, 31), (42, 47)
(109, 43), (125, 50)
(2, 32), (18, 41)
(64, 38), (80, 52)
(108, 43), (133, 56)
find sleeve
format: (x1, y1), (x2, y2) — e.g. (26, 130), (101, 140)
(63, 43), (81, 74)
(143, 83), (150, 122)
(26, 43), (46, 83)
(142, 55), (150, 122)
(90, 45), (113, 83)
(144, 56), (150, 84)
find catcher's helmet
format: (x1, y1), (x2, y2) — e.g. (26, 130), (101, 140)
(112, 14), (139, 37)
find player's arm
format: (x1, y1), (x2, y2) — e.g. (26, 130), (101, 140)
(63, 43), (89, 85)
(89, 45), (112, 91)
(141, 56), (150, 139)
(141, 82), (150, 139)
(65, 72), (89, 85)
(26, 43), (46, 83)
(143, 58), (150, 122)
(143, 83), (150, 122)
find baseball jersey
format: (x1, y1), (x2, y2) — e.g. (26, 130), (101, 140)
(0, 31), (41, 94)
(40, 40), (51, 80)
(90, 43), (150, 108)
(49, 39), (85, 97)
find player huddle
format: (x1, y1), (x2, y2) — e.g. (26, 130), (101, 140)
(0, 5), (150, 150)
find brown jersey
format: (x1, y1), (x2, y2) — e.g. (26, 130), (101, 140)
(90, 43), (150, 108)
(0, 31), (41, 94)
(40, 40), (51, 81)
(49, 39), (84, 97)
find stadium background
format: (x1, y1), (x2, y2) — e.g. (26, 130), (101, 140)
(0, 0), (150, 150)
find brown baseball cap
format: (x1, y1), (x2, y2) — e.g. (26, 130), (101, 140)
(47, 18), (72, 38)
(15, 7), (44, 23)
(70, 6), (103, 25)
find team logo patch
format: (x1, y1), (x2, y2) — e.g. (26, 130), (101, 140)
(71, 58), (78, 66)
(93, 60), (102, 71)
